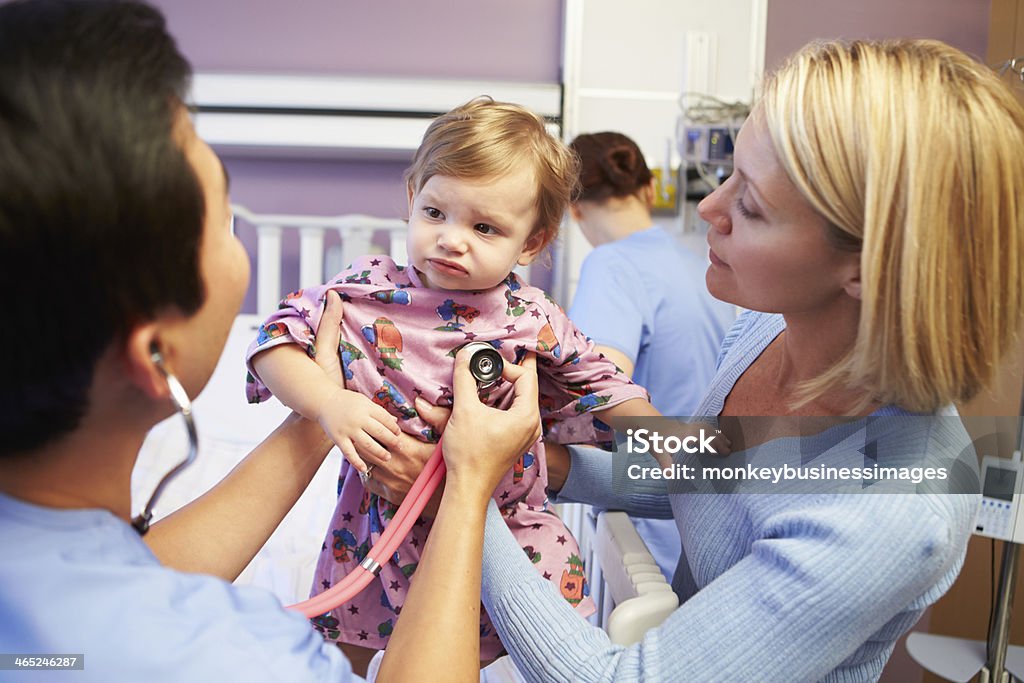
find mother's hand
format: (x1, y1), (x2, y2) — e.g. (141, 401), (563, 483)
(361, 399), (450, 516)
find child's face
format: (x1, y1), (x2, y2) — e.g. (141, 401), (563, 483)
(406, 161), (544, 291)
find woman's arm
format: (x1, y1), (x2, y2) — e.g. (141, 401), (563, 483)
(546, 442), (674, 519)
(481, 493), (969, 682)
(143, 413), (334, 580)
(145, 294), (350, 580)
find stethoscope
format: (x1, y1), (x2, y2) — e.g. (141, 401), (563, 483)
(132, 341), (504, 619)
(131, 345), (197, 536)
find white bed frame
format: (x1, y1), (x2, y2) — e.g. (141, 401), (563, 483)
(131, 204), (675, 649)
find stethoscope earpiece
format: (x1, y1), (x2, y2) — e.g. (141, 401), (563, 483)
(131, 342), (198, 536)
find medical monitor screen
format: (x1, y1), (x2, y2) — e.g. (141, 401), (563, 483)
(983, 466), (1017, 502)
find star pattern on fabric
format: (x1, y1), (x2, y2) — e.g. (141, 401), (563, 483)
(348, 605), (359, 615)
(556, 535), (567, 545)
(342, 512), (353, 522)
(298, 307), (311, 321)
(543, 572), (551, 580)
(370, 259), (381, 266)
(464, 332), (477, 340)
(410, 538), (420, 548)
(530, 309), (542, 318)
(505, 324), (517, 333)
(358, 631), (369, 641)
(322, 580), (331, 589)
(500, 491), (510, 500)
(531, 523), (542, 530)
(389, 581), (401, 592)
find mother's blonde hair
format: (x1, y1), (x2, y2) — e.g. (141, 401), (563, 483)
(762, 39), (1024, 413)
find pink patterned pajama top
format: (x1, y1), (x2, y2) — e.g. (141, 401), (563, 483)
(245, 255), (647, 657)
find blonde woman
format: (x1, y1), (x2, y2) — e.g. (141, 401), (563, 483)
(459, 39), (1023, 681)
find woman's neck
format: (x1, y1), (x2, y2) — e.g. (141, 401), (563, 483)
(575, 196), (652, 246)
(775, 297), (872, 414)
(778, 307), (859, 383)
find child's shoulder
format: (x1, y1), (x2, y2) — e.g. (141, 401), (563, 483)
(502, 272), (566, 318)
(326, 255), (415, 289)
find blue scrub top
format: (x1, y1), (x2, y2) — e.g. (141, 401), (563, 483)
(0, 492), (360, 682)
(569, 225), (735, 416)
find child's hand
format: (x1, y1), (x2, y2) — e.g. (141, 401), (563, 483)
(317, 387), (401, 473)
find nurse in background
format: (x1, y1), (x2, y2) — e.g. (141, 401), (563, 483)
(567, 132), (736, 578)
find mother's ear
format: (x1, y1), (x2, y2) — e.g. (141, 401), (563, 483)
(841, 260), (862, 300)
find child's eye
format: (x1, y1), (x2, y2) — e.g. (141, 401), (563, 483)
(424, 207), (444, 220)
(474, 223), (497, 235)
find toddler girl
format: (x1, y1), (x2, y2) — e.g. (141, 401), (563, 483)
(245, 98), (657, 665)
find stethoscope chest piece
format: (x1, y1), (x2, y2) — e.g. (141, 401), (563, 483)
(462, 341), (504, 389)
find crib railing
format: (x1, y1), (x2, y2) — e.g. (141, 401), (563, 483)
(232, 203), (408, 318)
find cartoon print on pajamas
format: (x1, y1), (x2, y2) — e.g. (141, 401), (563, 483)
(338, 340), (365, 381)
(361, 317), (404, 371)
(560, 553), (590, 606)
(339, 270), (372, 285)
(513, 452), (535, 485)
(332, 528), (358, 562)
(536, 322), (561, 358)
(503, 276), (530, 316)
(371, 380), (417, 420)
(244, 254), (649, 659)
(368, 289), (411, 305)
(434, 298), (481, 332)
(255, 321), (289, 346)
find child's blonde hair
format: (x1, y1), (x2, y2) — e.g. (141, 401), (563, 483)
(404, 97), (579, 251)
(762, 39), (1024, 413)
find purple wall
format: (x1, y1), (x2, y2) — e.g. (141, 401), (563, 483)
(155, 0), (563, 81)
(151, 0), (565, 311)
(765, 0), (991, 71)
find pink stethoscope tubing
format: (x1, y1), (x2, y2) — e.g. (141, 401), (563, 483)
(286, 441), (446, 618)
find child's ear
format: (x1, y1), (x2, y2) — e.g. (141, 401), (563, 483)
(517, 231), (547, 266)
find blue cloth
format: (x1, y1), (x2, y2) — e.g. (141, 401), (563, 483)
(569, 226), (735, 416)
(480, 310), (979, 682)
(0, 492), (359, 682)
(569, 225), (735, 578)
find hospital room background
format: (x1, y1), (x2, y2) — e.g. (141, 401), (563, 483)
(131, 2), (1023, 682)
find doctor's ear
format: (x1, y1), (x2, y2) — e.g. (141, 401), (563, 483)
(123, 325), (171, 399)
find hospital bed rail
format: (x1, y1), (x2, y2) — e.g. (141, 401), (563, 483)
(231, 203), (408, 319)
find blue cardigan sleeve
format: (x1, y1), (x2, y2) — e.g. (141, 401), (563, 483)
(549, 445), (674, 519)
(481, 493), (973, 682)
